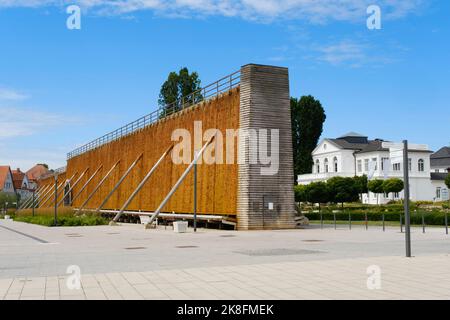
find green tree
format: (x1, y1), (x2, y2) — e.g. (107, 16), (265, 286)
(445, 174), (450, 189)
(291, 96), (326, 182)
(158, 68), (201, 116)
(0, 192), (18, 211)
(353, 175), (368, 197)
(305, 182), (331, 211)
(368, 179), (384, 205)
(294, 185), (308, 203)
(327, 177), (359, 208)
(382, 178), (404, 201)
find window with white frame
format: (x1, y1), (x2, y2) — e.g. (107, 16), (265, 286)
(324, 158), (329, 173)
(393, 163), (401, 171)
(316, 160), (320, 173)
(372, 158), (378, 171)
(357, 160), (362, 173)
(381, 157), (389, 171)
(364, 159), (369, 172)
(333, 157), (338, 172)
(408, 158), (412, 171)
(436, 187), (441, 199)
(418, 159), (425, 172)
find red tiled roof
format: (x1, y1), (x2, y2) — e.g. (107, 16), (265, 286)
(12, 169), (25, 190)
(26, 165), (49, 181)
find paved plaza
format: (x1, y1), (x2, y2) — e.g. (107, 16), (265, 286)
(1, 219), (449, 300)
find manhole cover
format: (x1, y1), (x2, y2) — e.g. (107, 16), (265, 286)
(234, 248), (323, 256)
(302, 240), (324, 243)
(220, 235), (236, 238)
(176, 246), (198, 249)
(124, 247), (147, 250)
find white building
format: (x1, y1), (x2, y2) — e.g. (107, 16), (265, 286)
(298, 132), (448, 204)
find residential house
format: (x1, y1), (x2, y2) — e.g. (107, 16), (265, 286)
(431, 147), (450, 173)
(11, 168), (33, 200)
(26, 164), (50, 190)
(0, 166), (15, 194)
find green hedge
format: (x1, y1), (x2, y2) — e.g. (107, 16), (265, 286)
(305, 210), (448, 226)
(14, 215), (108, 227)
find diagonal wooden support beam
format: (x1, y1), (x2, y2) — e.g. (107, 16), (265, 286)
(144, 135), (216, 229)
(96, 154), (143, 212)
(70, 165), (103, 206)
(18, 188), (40, 210)
(40, 172), (78, 208)
(19, 186), (45, 210)
(112, 145), (174, 224)
(34, 184), (56, 208)
(78, 160), (120, 212)
(57, 168), (90, 207)
(29, 185), (52, 209)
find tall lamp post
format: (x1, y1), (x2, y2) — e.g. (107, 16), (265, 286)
(54, 174), (58, 226)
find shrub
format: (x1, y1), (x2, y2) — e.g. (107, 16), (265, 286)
(305, 209), (448, 226)
(327, 177), (359, 205)
(14, 215), (108, 227)
(305, 182), (331, 205)
(382, 178), (404, 199)
(294, 185), (308, 203)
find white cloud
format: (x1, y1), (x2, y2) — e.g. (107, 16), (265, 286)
(0, 87), (28, 101)
(0, 0), (425, 22)
(0, 106), (68, 138)
(316, 40), (368, 66)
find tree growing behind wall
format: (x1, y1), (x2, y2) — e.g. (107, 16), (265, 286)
(158, 67), (202, 116)
(445, 174), (450, 189)
(291, 96), (326, 183)
(368, 179), (384, 205)
(382, 178), (404, 201)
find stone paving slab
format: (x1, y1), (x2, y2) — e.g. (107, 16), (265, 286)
(1, 254), (449, 300)
(1, 219), (449, 300)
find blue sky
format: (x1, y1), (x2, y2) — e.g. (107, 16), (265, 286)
(0, 0), (449, 170)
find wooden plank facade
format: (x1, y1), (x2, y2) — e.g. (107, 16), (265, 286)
(38, 64), (296, 229)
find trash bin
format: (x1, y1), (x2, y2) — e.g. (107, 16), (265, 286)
(173, 221), (188, 233)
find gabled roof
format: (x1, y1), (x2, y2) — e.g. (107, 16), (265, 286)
(431, 147), (450, 159)
(26, 164), (49, 181)
(431, 147), (450, 168)
(356, 140), (389, 154)
(0, 166), (13, 191)
(328, 138), (370, 151)
(11, 169), (25, 190)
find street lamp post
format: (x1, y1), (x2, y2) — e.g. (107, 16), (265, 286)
(54, 174), (58, 226)
(403, 140), (412, 258)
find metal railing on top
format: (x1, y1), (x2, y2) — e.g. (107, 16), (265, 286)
(67, 70), (241, 160)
